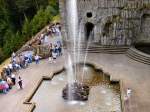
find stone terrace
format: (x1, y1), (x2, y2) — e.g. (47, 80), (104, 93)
(0, 52), (150, 112)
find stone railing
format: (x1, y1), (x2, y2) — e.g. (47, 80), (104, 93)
(126, 46), (150, 65)
(23, 67), (65, 112)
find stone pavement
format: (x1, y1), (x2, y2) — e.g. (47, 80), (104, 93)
(0, 52), (150, 112)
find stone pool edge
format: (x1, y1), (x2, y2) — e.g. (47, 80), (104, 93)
(23, 63), (125, 112)
(23, 67), (65, 112)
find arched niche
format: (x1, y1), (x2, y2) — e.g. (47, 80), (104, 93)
(84, 22), (94, 41)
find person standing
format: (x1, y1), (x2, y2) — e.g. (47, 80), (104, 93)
(126, 88), (132, 98)
(18, 76), (23, 89)
(6, 76), (13, 89)
(57, 41), (62, 56)
(11, 52), (16, 62)
(28, 53), (33, 63)
(49, 43), (53, 63)
(5, 66), (11, 76)
(34, 54), (40, 64)
(52, 46), (57, 63)
(11, 74), (16, 85)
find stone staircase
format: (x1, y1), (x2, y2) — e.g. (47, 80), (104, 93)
(65, 41), (150, 65)
(66, 43), (129, 54)
(126, 47), (150, 65)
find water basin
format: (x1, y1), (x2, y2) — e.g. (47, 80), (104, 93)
(30, 64), (122, 112)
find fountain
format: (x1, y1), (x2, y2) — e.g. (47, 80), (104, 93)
(30, 64), (122, 112)
(62, 82), (89, 101)
(27, 0), (122, 111)
(63, 0), (91, 102)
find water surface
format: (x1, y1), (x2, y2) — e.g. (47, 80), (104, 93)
(31, 65), (121, 112)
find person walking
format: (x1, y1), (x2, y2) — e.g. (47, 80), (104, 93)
(18, 76), (23, 89)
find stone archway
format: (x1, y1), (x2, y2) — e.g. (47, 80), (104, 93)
(140, 14), (150, 42)
(84, 22), (94, 41)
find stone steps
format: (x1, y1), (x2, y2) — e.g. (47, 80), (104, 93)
(126, 47), (150, 65)
(66, 45), (129, 54)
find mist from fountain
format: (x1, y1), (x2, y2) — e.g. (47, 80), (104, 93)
(65, 0), (96, 102)
(65, 0), (79, 101)
(77, 22), (82, 66)
(65, 0), (91, 102)
(66, 54), (75, 101)
(81, 29), (94, 84)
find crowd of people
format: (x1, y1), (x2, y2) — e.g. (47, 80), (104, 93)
(47, 23), (61, 37)
(0, 23), (63, 94)
(0, 52), (29, 93)
(34, 23), (61, 46)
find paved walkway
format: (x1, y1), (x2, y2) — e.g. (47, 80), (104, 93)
(0, 52), (150, 112)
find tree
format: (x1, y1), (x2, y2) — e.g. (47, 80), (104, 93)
(0, 48), (4, 63)
(0, 0), (59, 63)
(2, 29), (14, 56)
(0, 0), (12, 46)
(22, 16), (32, 41)
(31, 7), (52, 35)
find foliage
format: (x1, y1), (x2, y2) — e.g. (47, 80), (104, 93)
(22, 16), (32, 41)
(0, 48), (4, 63)
(52, 14), (61, 23)
(30, 7), (53, 35)
(0, 0), (59, 63)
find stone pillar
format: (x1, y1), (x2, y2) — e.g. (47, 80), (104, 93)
(94, 25), (100, 42)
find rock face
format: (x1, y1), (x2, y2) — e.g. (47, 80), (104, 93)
(62, 83), (90, 101)
(59, 0), (150, 45)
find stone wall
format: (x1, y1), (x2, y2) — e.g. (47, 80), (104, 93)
(59, 0), (150, 46)
(138, 11), (150, 43)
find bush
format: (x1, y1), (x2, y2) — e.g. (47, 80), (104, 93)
(30, 6), (54, 35)
(22, 16), (32, 41)
(2, 30), (23, 58)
